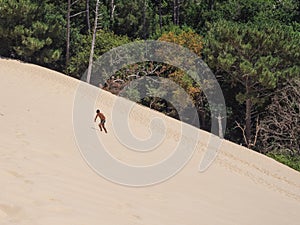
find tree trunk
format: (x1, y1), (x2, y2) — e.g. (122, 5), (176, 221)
(245, 76), (252, 147)
(66, 0), (71, 71)
(86, 0), (100, 83)
(217, 113), (224, 139)
(172, 0), (180, 25)
(176, 0), (180, 25)
(245, 99), (252, 145)
(109, 0), (115, 28)
(173, 0), (177, 25)
(142, 0), (147, 39)
(86, 0), (91, 32)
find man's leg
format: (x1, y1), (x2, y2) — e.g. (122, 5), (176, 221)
(98, 123), (103, 131)
(102, 123), (107, 133)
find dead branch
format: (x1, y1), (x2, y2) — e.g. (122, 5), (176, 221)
(70, 10), (86, 18)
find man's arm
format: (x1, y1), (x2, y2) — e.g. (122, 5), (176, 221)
(94, 114), (98, 122)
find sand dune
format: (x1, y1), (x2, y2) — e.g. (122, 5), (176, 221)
(0, 58), (300, 225)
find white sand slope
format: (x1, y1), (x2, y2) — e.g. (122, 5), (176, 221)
(0, 58), (300, 225)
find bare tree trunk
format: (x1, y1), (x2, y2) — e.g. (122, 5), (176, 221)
(245, 99), (252, 145)
(173, 0), (180, 25)
(109, 0), (115, 28)
(66, 0), (71, 71)
(176, 0), (180, 25)
(216, 113), (224, 139)
(245, 76), (252, 147)
(173, 0), (176, 25)
(142, 0), (147, 39)
(86, 0), (91, 32)
(86, 0), (100, 83)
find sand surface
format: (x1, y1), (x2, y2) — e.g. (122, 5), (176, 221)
(0, 58), (300, 225)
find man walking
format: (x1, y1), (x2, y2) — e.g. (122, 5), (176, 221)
(94, 109), (107, 133)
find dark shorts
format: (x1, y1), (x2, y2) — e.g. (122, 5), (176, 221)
(100, 119), (105, 124)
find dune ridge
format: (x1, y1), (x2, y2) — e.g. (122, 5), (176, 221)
(0, 58), (300, 225)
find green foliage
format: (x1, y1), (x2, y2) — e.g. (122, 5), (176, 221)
(204, 19), (300, 145)
(157, 29), (204, 104)
(67, 30), (130, 78)
(210, 0), (299, 25)
(179, 0), (300, 34)
(267, 153), (300, 172)
(205, 19), (300, 95)
(112, 29), (207, 127)
(0, 0), (65, 70)
(112, 0), (155, 39)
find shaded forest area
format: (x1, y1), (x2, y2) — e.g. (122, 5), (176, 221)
(1, 0), (300, 170)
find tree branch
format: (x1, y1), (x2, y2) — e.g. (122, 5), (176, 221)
(71, 10), (86, 18)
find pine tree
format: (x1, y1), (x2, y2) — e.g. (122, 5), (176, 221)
(204, 20), (300, 148)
